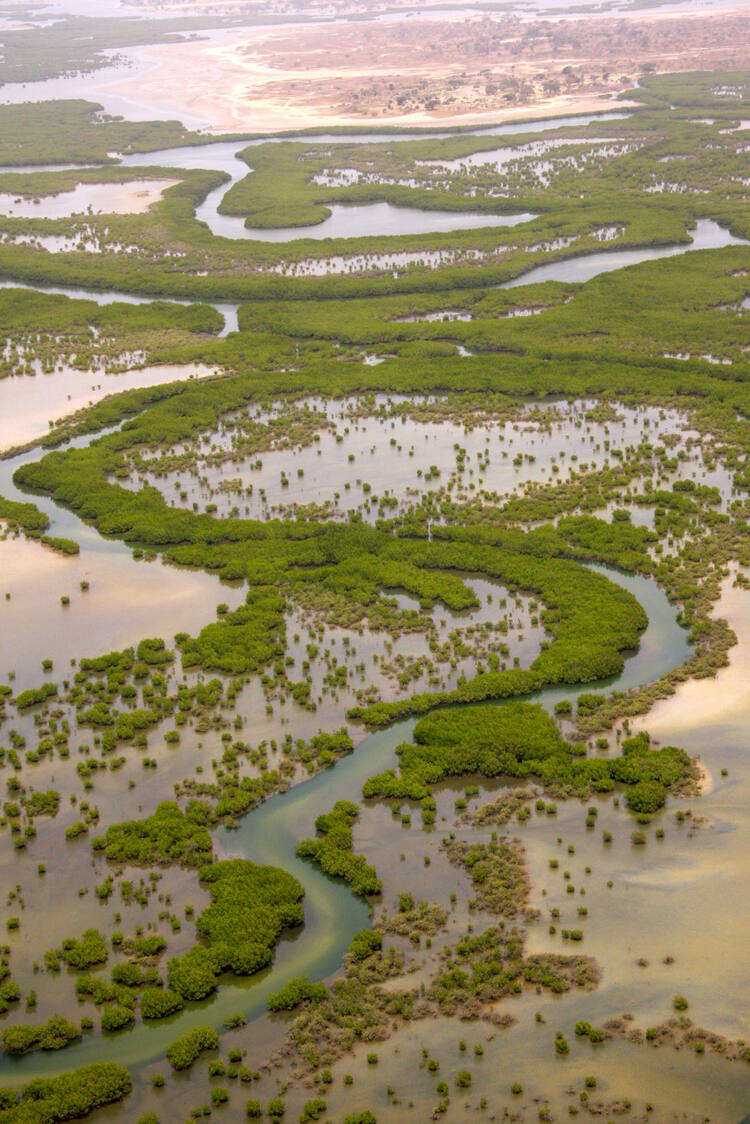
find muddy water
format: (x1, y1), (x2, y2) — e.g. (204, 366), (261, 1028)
(0, 407), (247, 685)
(0, 180), (179, 219)
(0, 386), (746, 1119)
(120, 396), (694, 523)
(0, 113), (624, 248)
(237, 202), (537, 243)
(0, 557), (690, 1081)
(0, 395), (693, 1081)
(0, 362), (218, 452)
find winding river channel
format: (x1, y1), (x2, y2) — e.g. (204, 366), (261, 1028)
(3, 108), (750, 1118)
(0, 391), (693, 1076)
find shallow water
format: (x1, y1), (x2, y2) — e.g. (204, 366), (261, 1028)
(502, 218), (747, 288)
(220, 200), (537, 243)
(0, 392), (696, 1080)
(0, 362), (217, 453)
(122, 396), (690, 525)
(0, 555), (690, 1080)
(0, 180), (178, 219)
(3, 383), (750, 1118)
(0, 279), (239, 336)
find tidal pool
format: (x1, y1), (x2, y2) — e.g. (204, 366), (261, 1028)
(235, 201), (537, 243)
(0, 180), (179, 219)
(117, 395), (705, 526)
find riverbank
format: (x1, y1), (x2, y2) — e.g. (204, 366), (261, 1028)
(105, 6), (750, 134)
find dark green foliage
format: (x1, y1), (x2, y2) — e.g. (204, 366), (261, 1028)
(0, 496), (49, 534)
(167, 860), (304, 998)
(267, 976), (328, 1012)
(194, 859), (305, 974)
(95, 802), (213, 867)
(364, 704), (693, 806)
(166, 1025), (219, 1070)
(626, 779), (668, 814)
(348, 929), (382, 961)
(1, 1016), (81, 1055)
(0, 1062), (131, 1123)
(140, 988), (183, 1020)
(297, 801), (381, 896)
(58, 930), (107, 970)
(177, 587), (286, 675)
(166, 948), (217, 1002)
(100, 1006), (134, 1033)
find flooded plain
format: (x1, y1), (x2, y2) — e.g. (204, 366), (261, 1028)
(2, 102), (750, 1124)
(114, 396), (699, 525)
(1, 351), (750, 1123)
(0, 180), (179, 219)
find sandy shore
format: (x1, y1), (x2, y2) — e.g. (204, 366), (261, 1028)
(697, 760), (715, 797)
(634, 578), (750, 754)
(105, 7), (750, 135)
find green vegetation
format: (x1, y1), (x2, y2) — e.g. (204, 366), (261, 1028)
(0, 1062), (131, 1123)
(0, 497), (49, 534)
(56, 929), (108, 971)
(363, 705), (694, 808)
(93, 802), (213, 867)
(1, 69), (746, 1103)
(443, 837), (529, 916)
(430, 925), (598, 1017)
(166, 1025), (219, 1070)
(193, 859), (304, 974)
(40, 537), (79, 556)
(1, 1016), (81, 1055)
(267, 976), (328, 1012)
(140, 987), (183, 1020)
(15, 684), (57, 711)
(349, 930), (383, 961)
(297, 801), (382, 896)
(167, 860), (304, 997)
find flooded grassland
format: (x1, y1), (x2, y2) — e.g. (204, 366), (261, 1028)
(1, 71), (750, 1124)
(1, 386), (750, 1124)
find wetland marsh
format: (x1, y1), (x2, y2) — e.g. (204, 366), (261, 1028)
(1, 62), (750, 1124)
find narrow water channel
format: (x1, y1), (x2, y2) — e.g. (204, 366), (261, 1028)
(0, 484), (690, 1079)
